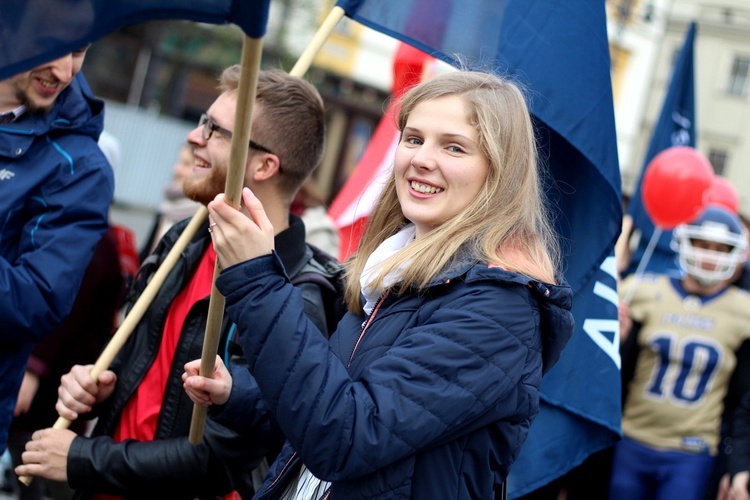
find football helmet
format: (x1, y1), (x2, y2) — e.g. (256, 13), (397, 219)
(672, 205), (748, 286)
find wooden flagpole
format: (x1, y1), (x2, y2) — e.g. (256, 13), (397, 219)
(188, 6), (346, 444)
(188, 33), (261, 443)
(289, 7), (344, 78)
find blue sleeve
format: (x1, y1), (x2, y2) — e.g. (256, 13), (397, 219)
(211, 362), (277, 439)
(216, 253), (542, 481)
(0, 143), (113, 342)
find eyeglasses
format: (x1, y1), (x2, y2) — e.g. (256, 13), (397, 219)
(199, 113), (276, 156)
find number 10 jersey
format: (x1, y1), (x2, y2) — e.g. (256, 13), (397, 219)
(620, 274), (750, 455)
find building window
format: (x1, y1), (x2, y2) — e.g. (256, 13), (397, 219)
(727, 56), (750, 96)
(708, 148), (728, 176)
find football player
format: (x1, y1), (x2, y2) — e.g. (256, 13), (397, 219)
(613, 205), (750, 500)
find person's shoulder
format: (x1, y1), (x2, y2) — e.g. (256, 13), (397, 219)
(464, 261), (567, 291)
(621, 271), (663, 287)
(620, 272), (667, 300)
(156, 216), (205, 252)
(439, 261), (574, 373)
(724, 284), (750, 311)
(452, 262), (571, 309)
(291, 244), (347, 336)
(291, 244), (345, 301)
(299, 244), (343, 278)
(728, 282), (750, 297)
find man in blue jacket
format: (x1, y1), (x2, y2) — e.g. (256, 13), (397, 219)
(0, 47), (115, 456)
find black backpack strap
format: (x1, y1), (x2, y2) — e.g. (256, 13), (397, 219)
(289, 244), (347, 338)
(291, 271), (337, 293)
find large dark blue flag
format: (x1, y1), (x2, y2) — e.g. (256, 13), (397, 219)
(0, 0), (271, 80)
(624, 22), (697, 277)
(335, 0), (623, 496)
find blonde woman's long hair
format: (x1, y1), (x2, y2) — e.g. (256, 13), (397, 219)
(344, 71), (561, 312)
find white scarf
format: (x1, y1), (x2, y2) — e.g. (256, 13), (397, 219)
(359, 224), (416, 315)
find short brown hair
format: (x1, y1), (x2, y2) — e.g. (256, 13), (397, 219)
(219, 66), (326, 196)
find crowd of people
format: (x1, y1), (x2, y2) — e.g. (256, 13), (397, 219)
(2, 42), (579, 498)
(2, 34), (750, 500)
(180, 70), (573, 499)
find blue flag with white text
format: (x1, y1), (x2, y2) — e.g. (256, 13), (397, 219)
(624, 22), (697, 277)
(335, 0), (623, 496)
(0, 0), (271, 80)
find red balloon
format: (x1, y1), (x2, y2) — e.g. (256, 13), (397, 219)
(707, 176), (740, 214)
(642, 146), (714, 229)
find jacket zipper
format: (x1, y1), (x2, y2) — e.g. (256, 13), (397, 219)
(348, 296), (385, 367)
(264, 451), (298, 492)
(265, 297), (386, 497)
(264, 451), (333, 499)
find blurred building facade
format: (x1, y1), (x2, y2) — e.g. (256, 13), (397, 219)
(608, 0), (750, 217)
(83, 0), (750, 244)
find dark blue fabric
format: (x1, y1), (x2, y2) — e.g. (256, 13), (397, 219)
(0, 0), (271, 80)
(624, 22), (697, 278)
(0, 73), (113, 454)
(609, 436), (715, 500)
(334, 1), (623, 496)
(215, 253), (574, 499)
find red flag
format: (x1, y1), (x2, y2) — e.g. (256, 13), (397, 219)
(328, 43), (434, 260)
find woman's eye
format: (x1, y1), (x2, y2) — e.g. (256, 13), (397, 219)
(406, 137), (422, 145)
(448, 145), (465, 153)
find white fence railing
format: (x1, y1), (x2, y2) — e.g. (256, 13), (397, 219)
(103, 100), (195, 210)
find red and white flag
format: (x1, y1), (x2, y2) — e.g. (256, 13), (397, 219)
(328, 43), (434, 260)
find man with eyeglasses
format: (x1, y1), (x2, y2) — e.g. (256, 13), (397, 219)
(200, 113), (278, 156)
(0, 47), (113, 461)
(17, 67), (335, 499)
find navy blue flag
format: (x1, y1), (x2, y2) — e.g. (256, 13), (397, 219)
(624, 22), (697, 277)
(0, 0), (271, 80)
(335, 0), (623, 496)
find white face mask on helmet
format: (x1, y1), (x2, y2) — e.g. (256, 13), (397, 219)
(671, 206), (748, 287)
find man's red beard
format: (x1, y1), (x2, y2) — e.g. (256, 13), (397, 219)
(182, 169), (227, 206)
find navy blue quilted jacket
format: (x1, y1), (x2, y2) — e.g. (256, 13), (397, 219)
(216, 251), (574, 499)
(0, 74), (113, 453)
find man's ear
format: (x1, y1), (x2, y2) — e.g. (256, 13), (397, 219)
(250, 153), (281, 182)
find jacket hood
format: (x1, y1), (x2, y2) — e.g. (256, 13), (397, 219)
(442, 259), (575, 376)
(41, 73), (104, 140)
